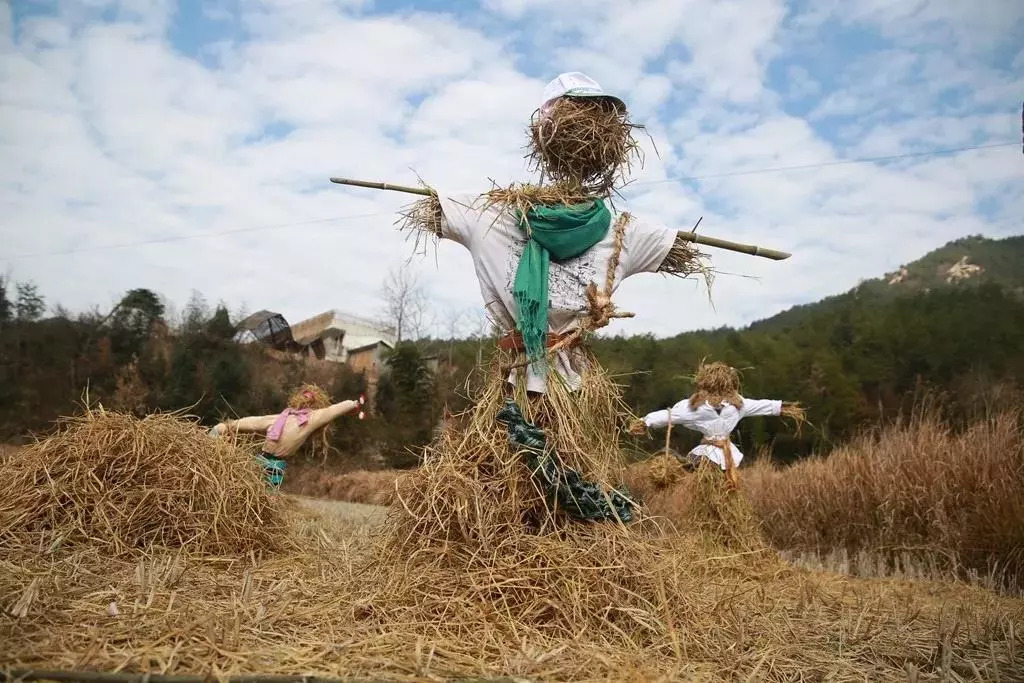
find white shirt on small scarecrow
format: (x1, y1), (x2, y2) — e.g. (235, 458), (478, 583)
(434, 73), (677, 394)
(633, 361), (802, 486)
(639, 396), (782, 472)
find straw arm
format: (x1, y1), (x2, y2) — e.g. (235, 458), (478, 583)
(675, 231), (790, 261)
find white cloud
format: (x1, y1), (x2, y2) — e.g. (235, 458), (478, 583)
(0, 0), (1021, 341)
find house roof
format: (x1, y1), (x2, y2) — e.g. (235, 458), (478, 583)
(347, 340), (395, 354)
(235, 310), (298, 350)
(289, 310), (337, 346)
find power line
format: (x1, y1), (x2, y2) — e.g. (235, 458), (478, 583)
(633, 141), (1019, 186)
(5, 140), (1018, 261)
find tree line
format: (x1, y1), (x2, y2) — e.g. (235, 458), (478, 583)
(2, 273), (1022, 469)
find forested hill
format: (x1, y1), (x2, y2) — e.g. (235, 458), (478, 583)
(587, 234), (1024, 461)
(750, 234), (1024, 334)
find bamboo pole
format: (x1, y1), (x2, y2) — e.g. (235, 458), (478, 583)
(674, 232), (790, 261)
(329, 177), (791, 260)
(330, 177), (433, 197)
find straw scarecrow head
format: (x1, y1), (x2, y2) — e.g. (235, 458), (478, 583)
(528, 72), (641, 195)
(286, 383), (334, 463)
(287, 384), (332, 411)
(689, 361), (743, 410)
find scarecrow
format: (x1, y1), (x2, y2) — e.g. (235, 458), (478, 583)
(330, 72), (791, 524)
(629, 361), (804, 489)
(209, 384), (365, 488)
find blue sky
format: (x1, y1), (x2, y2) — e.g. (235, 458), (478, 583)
(1, 0), (1022, 337)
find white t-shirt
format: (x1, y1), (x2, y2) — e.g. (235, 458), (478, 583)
(641, 397), (782, 470)
(437, 191), (676, 393)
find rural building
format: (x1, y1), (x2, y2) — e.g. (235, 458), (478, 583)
(288, 310), (397, 363)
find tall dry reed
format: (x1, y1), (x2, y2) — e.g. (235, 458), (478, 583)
(745, 408), (1024, 584)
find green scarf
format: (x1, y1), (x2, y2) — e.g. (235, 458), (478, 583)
(513, 199), (611, 369)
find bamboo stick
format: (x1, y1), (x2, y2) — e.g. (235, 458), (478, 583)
(330, 177), (433, 196)
(329, 177), (791, 260)
(674, 232), (790, 261)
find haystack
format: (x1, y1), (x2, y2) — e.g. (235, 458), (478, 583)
(348, 353), (671, 633)
(625, 454), (766, 552)
(0, 408), (286, 556)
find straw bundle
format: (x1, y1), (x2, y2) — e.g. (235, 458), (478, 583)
(482, 181), (590, 222)
(781, 401), (808, 435)
(528, 97), (641, 195)
(397, 193), (444, 240)
(0, 408), (286, 556)
(622, 454), (764, 551)
(645, 452), (687, 489)
(684, 460), (765, 551)
(383, 350), (635, 542)
(659, 234), (714, 283)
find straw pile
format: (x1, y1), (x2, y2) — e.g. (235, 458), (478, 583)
(624, 454), (765, 552)
(4, 418), (1024, 680)
(0, 408), (286, 556)
(528, 97), (641, 195)
(286, 467), (402, 506)
(343, 353), (701, 649)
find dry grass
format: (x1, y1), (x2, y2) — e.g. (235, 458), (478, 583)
(285, 467), (402, 506)
(3, 493), (1023, 680)
(0, 408), (287, 556)
(745, 408), (1024, 587)
(528, 97), (642, 195)
(3, 391), (1024, 679)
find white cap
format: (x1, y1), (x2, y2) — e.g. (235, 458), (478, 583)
(539, 72), (625, 118)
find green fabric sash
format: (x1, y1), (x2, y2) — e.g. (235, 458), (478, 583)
(512, 200), (611, 367)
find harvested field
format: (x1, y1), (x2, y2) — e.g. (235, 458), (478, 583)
(284, 467), (402, 506)
(2, 409), (1023, 681)
(3, 494), (1023, 681)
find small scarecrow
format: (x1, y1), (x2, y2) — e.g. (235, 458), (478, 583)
(629, 362), (804, 489)
(209, 384), (365, 488)
(330, 72), (791, 524)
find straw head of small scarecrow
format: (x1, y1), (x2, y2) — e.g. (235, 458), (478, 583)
(529, 72), (642, 195)
(287, 383), (334, 461)
(287, 384), (331, 411)
(690, 361), (743, 410)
